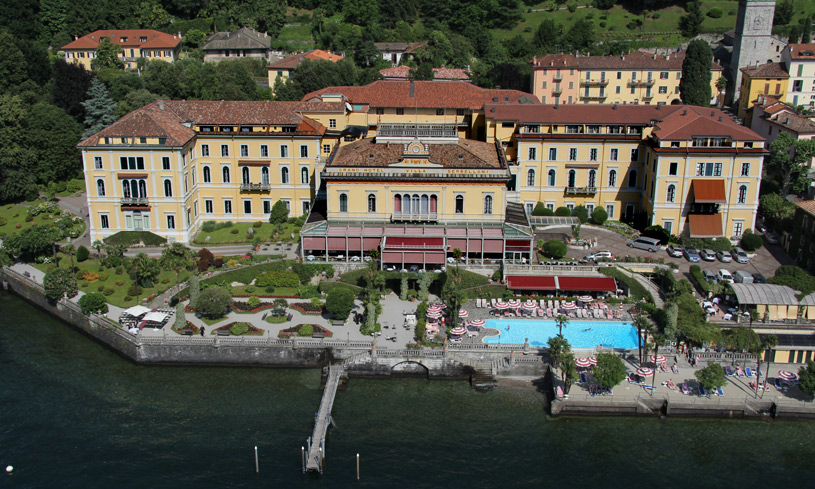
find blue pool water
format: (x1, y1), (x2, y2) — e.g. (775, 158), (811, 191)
(482, 320), (640, 349)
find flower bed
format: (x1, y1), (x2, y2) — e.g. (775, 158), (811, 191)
(290, 302), (324, 315)
(278, 324), (332, 338)
(172, 320), (200, 335)
(212, 322), (264, 336)
(231, 301), (276, 313)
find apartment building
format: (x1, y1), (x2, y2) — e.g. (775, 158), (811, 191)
(62, 30), (183, 70)
(736, 62), (789, 118)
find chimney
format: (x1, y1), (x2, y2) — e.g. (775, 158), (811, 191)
(178, 31), (181, 38)
(159, 100), (165, 110)
(719, 116), (723, 121)
(622, 54), (625, 61)
(682, 109), (687, 115)
(74, 35), (78, 40)
(653, 53), (657, 60)
(711, 110), (715, 116)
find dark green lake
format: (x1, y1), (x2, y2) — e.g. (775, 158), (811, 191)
(1, 292), (814, 488)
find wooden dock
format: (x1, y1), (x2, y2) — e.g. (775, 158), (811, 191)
(305, 364), (343, 473)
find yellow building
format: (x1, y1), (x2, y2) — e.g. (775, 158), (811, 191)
(530, 51), (723, 106)
(62, 30), (183, 70)
(736, 62), (789, 118)
(485, 104), (766, 238)
(267, 50), (343, 90)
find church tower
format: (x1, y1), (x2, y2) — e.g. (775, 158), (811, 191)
(727, 0), (775, 105)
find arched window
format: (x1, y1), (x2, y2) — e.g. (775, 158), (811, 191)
(339, 193), (348, 212)
(412, 194), (420, 214)
(738, 185), (747, 204)
(130, 180), (138, 199)
(455, 195), (464, 214)
(403, 194), (411, 214)
(548, 169), (556, 186)
(122, 180), (131, 198)
(666, 184), (675, 203)
(96, 179), (105, 196)
(588, 169), (596, 188)
(484, 195), (493, 214)
(203, 166), (211, 183)
(281, 167), (289, 184)
(137, 180), (146, 198)
(301, 167), (309, 184)
(568, 169), (576, 188)
(430, 195), (437, 213)
(421, 195), (429, 213)
(368, 194), (376, 212)
(628, 170), (637, 188)
(527, 169), (535, 186)
(608, 169), (617, 187)
(261, 167), (269, 184)
(164, 179), (172, 197)
(394, 194), (402, 212)
(242, 166), (250, 184)
(222, 166), (230, 183)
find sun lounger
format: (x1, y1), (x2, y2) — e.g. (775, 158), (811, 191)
(540, 300), (546, 309)
(680, 383), (690, 395)
(642, 384), (657, 391)
(716, 387), (724, 396)
(671, 364), (679, 374)
(737, 368), (745, 377)
(698, 385), (707, 396)
(556, 385), (564, 399)
(725, 366), (735, 376)
(607, 312), (614, 320)
(746, 367), (753, 377)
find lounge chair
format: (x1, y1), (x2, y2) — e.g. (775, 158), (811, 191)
(540, 300), (546, 309)
(737, 368), (745, 377)
(774, 378), (786, 390)
(671, 364), (679, 374)
(745, 367), (753, 377)
(716, 387), (724, 396)
(698, 385), (707, 396)
(725, 366), (735, 376)
(680, 383), (690, 395)
(660, 363), (669, 373)
(607, 312), (614, 320)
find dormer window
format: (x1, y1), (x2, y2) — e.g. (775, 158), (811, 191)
(220, 126), (233, 132)
(120, 37), (127, 42)
(671, 142), (680, 148)
(282, 126), (295, 133)
(140, 36), (147, 42)
(240, 126), (252, 132)
(201, 126), (213, 132)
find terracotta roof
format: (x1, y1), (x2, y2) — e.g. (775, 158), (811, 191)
(691, 179), (726, 203)
(202, 27), (271, 51)
(795, 200), (815, 217)
(788, 43), (815, 59)
(374, 41), (427, 53)
(378, 66), (470, 80)
(486, 103), (682, 124)
(688, 213), (723, 238)
(62, 29), (181, 50)
(764, 107), (815, 134)
(268, 49), (343, 70)
(652, 106), (763, 141)
(741, 62), (789, 78)
(78, 102), (193, 147)
(532, 50), (722, 70)
(304, 80), (538, 110)
(755, 96), (788, 114)
(329, 138), (502, 168)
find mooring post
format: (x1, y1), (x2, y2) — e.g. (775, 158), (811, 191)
(356, 453), (360, 481)
(254, 446), (259, 473)
(301, 446), (305, 473)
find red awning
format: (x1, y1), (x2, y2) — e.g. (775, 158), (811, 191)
(506, 275), (557, 290)
(425, 252), (445, 264)
(506, 239), (531, 252)
(327, 237), (346, 251)
(556, 276), (617, 292)
(691, 179), (726, 203)
(688, 213), (723, 238)
(483, 240), (503, 253)
(382, 251), (402, 263)
(303, 237), (324, 250)
(385, 236), (444, 249)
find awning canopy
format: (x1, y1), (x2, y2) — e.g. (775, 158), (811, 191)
(691, 179), (726, 203)
(688, 213), (723, 238)
(122, 305), (151, 317)
(730, 283), (799, 306)
(505, 276), (616, 292)
(506, 275), (558, 290)
(384, 236), (444, 249)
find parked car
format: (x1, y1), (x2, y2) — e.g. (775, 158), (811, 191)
(683, 247), (701, 262)
(627, 236), (661, 252)
(717, 269), (734, 283)
(703, 269), (718, 283)
(752, 272), (767, 284)
(666, 244), (684, 258)
(700, 249), (716, 261)
(765, 232), (779, 244)
(733, 270), (754, 283)
(585, 250), (614, 261)
(716, 250), (732, 263)
(732, 246), (749, 263)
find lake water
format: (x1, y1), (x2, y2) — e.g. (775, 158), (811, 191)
(2, 292), (815, 488)
(483, 319), (640, 349)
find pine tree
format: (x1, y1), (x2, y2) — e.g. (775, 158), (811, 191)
(679, 1), (704, 38)
(189, 274), (200, 309)
(679, 39), (712, 106)
(81, 78), (117, 138)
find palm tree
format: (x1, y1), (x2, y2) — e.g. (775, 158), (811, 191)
(161, 242), (193, 294)
(759, 334), (779, 399)
(548, 335), (571, 369)
(555, 314), (569, 337)
(444, 267), (464, 319)
(62, 243), (76, 272)
(633, 314), (648, 364)
(92, 240), (105, 259)
(561, 352), (577, 394)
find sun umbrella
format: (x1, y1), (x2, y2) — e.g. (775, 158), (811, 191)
(494, 300), (509, 309)
(578, 295), (593, 302)
(587, 356), (597, 366)
(427, 305), (442, 312)
(469, 318), (486, 326)
(458, 309), (469, 318)
(561, 301), (577, 310)
(636, 367), (654, 376)
(650, 354), (667, 364)
(507, 299), (522, 308)
(426, 310), (442, 319)
(450, 326), (466, 336)
(575, 357), (592, 368)
(778, 370), (798, 381)
(522, 300), (538, 310)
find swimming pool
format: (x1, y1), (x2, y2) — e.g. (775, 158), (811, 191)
(482, 320), (640, 349)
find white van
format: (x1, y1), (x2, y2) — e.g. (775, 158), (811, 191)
(733, 270), (754, 283)
(626, 236), (661, 252)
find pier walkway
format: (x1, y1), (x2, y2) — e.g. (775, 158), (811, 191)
(306, 364), (343, 472)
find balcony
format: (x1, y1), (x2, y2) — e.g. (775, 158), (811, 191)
(121, 197), (149, 206)
(564, 186), (597, 195)
(391, 212), (438, 222)
(642, 93), (654, 100)
(552, 86), (563, 96)
(628, 79), (655, 87)
(553, 74), (563, 82)
(580, 79), (609, 86)
(240, 182), (271, 191)
(581, 94), (608, 101)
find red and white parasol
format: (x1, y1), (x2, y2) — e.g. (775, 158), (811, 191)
(494, 300), (509, 309)
(578, 295), (593, 302)
(636, 367), (654, 376)
(587, 356), (597, 366)
(522, 300), (538, 310)
(649, 354), (667, 364)
(561, 301), (577, 310)
(469, 319), (486, 326)
(507, 299), (522, 308)
(778, 370), (798, 381)
(458, 309), (469, 318)
(450, 326), (467, 336)
(575, 357), (592, 367)
(426, 310), (442, 319)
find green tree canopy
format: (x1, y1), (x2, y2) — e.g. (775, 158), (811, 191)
(759, 192), (795, 231)
(43, 268), (78, 301)
(548, 334), (571, 368)
(765, 132), (815, 195)
(679, 39), (712, 106)
(79, 292), (109, 315)
(195, 286), (232, 318)
(325, 287), (356, 320)
(0, 94), (38, 202)
(695, 363), (727, 393)
(591, 206), (608, 224)
(26, 102), (83, 184)
(81, 78), (118, 139)
(0, 30), (28, 93)
(798, 361), (815, 400)
(92, 38), (124, 70)
(594, 352), (626, 389)
(774, 0), (794, 26)
(679, 1), (704, 38)
(131, 253), (161, 287)
(5, 225), (62, 259)
(269, 199), (289, 224)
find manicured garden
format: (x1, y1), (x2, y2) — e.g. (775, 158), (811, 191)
(0, 201), (85, 243)
(192, 220), (303, 245)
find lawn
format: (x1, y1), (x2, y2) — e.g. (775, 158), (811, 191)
(278, 23), (315, 47)
(0, 202), (85, 242)
(231, 285), (300, 297)
(265, 315), (288, 324)
(200, 315), (229, 326)
(192, 222), (302, 245)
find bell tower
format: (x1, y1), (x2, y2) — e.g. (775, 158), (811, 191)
(727, 0), (775, 105)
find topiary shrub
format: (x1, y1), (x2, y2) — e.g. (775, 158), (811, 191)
(298, 324), (314, 337)
(573, 205), (589, 223)
(532, 202), (548, 216)
(253, 221), (262, 228)
(25, 215), (33, 222)
(76, 245), (90, 262)
(103, 287), (115, 296)
(123, 295), (133, 302)
(543, 241), (567, 259)
(555, 206), (572, 217)
(230, 322), (250, 336)
(98, 272), (109, 281)
(591, 207), (608, 225)
(79, 292), (108, 315)
(541, 208), (555, 216)
(707, 7), (723, 18)
(230, 228), (239, 234)
(740, 230), (763, 252)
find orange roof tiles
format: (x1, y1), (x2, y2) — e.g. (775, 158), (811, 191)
(62, 29), (181, 50)
(379, 66), (470, 80)
(532, 50), (722, 70)
(486, 103), (680, 124)
(652, 106), (762, 141)
(269, 50), (343, 70)
(691, 179), (726, 203)
(795, 200), (815, 217)
(688, 214), (723, 238)
(741, 62), (789, 78)
(788, 43), (815, 59)
(330, 138), (502, 168)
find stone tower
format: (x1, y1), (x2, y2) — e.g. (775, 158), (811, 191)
(727, 0), (775, 105)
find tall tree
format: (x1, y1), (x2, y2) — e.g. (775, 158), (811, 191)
(0, 94), (37, 202)
(442, 266), (464, 319)
(563, 18), (595, 52)
(533, 18), (561, 54)
(679, 1), (704, 38)
(161, 242), (194, 294)
(765, 132), (815, 195)
(52, 59), (93, 121)
(774, 0), (794, 26)
(679, 39), (712, 106)
(26, 103), (83, 184)
(803, 15), (813, 44)
(43, 268), (78, 301)
(81, 78), (118, 139)
(135, 0), (172, 29)
(92, 38), (124, 70)
(0, 30), (27, 93)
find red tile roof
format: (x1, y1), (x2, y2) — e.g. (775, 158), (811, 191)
(486, 103), (683, 124)
(532, 50), (721, 70)
(788, 43), (815, 59)
(329, 138), (503, 168)
(62, 29), (181, 50)
(379, 66), (471, 81)
(795, 200), (815, 217)
(78, 102), (194, 147)
(688, 214), (723, 238)
(741, 62), (789, 78)
(691, 180), (726, 203)
(652, 106), (762, 141)
(303, 80), (538, 109)
(268, 50), (343, 70)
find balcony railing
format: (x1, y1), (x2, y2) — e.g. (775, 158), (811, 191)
(377, 123), (457, 139)
(552, 74), (563, 82)
(581, 94), (608, 101)
(552, 87), (563, 96)
(628, 80), (655, 87)
(240, 182), (271, 191)
(564, 186), (597, 195)
(642, 93), (654, 100)
(581, 79), (609, 86)
(121, 197), (149, 205)
(391, 212), (438, 222)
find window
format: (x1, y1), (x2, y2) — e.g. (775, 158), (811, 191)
(161, 156), (170, 170)
(281, 167), (289, 184)
(484, 195), (493, 215)
(526, 203), (533, 215)
(741, 162), (750, 176)
(610, 148), (618, 161)
(631, 148), (639, 161)
(628, 170), (637, 188)
(663, 221), (672, 234)
(205, 199), (213, 213)
(224, 200), (232, 214)
(666, 184), (675, 202)
(660, 71), (669, 79)
(262, 167), (269, 184)
(527, 169), (535, 186)
(100, 214), (109, 229)
(616, 86), (621, 94)
(588, 169), (596, 188)
(368, 194), (376, 213)
(457, 109), (465, 116)
(301, 167), (309, 184)
(221, 144), (229, 157)
(696, 162), (723, 176)
(548, 169), (556, 186)
(669, 162), (678, 175)
(738, 185), (747, 204)
(376, 108), (384, 115)
(329, 119), (336, 128)
(300, 145), (308, 158)
(569, 148), (577, 161)
(281, 145), (289, 158)
(263, 200), (271, 214)
(242, 166), (250, 184)
(240, 144), (248, 157)
(589, 148), (598, 161)
(94, 157), (103, 169)
(167, 215), (175, 229)
(339, 193), (348, 213)
(568, 169), (576, 187)
(244, 200), (251, 214)
(119, 156), (145, 170)
(617, 71), (622, 79)
(436, 108), (444, 116)
(201, 144), (209, 156)
(528, 147), (537, 160)
(549, 148), (557, 160)
(608, 169), (617, 187)
(606, 204), (614, 219)
(396, 108), (404, 115)
(203, 166), (211, 183)
(96, 179), (105, 196)
(303, 201), (310, 214)
(164, 179), (172, 197)
(258, 144), (268, 158)
(323, 144), (331, 154)
(734, 221), (744, 237)
(222, 166), (230, 183)
(455, 195), (464, 214)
